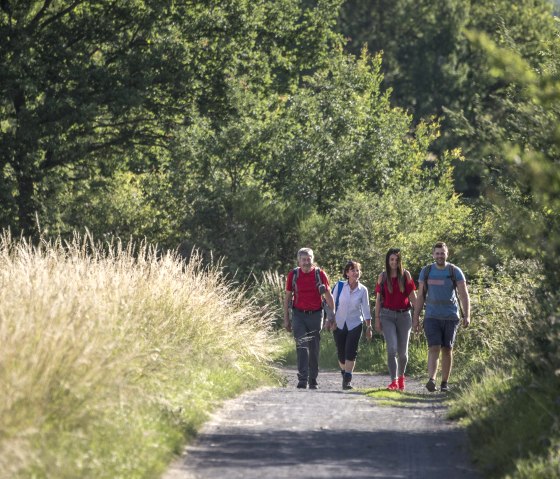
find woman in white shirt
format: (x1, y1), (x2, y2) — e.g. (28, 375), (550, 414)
(331, 260), (373, 390)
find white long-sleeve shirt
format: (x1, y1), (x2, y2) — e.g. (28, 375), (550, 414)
(334, 281), (372, 330)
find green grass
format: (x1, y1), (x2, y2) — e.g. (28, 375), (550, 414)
(0, 232), (280, 479)
(362, 389), (438, 408)
(449, 369), (560, 479)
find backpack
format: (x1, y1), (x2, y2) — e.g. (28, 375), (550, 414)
(291, 267), (324, 302)
(291, 267), (328, 317)
(378, 270), (411, 309)
(422, 263), (463, 317)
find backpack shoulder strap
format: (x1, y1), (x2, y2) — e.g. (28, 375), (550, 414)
(291, 267), (299, 288)
(422, 264), (432, 299)
(335, 280), (344, 310)
(292, 266), (299, 303)
(379, 271), (387, 306)
(448, 263), (464, 318)
(381, 271), (387, 289)
(291, 267), (299, 299)
(315, 267), (323, 288)
(448, 263), (458, 290)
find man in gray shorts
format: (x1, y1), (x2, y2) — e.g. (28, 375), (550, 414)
(413, 242), (471, 392)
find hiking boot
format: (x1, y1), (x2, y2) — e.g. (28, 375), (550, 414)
(309, 379), (318, 390)
(296, 380), (307, 389)
(387, 380), (399, 390)
(397, 375), (405, 391)
(425, 378), (436, 392)
(342, 373), (353, 390)
(440, 381), (449, 393)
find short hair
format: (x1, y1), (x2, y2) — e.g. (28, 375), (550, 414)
(433, 241), (448, 252)
(343, 260), (361, 279)
(297, 247), (314, 261)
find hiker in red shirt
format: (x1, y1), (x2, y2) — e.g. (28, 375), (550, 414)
(375, 248), (417, 391)
(283, 247), (335, 389)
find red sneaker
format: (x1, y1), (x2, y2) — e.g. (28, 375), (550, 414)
(387, 380), (399, 390)
(398, 375), (405, 390)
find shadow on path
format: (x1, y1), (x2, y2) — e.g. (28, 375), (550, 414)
(164, 371), (480, 479)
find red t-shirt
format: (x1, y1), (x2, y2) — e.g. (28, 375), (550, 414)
(286, 267), (330, 311)
(375, 274), (416, 310)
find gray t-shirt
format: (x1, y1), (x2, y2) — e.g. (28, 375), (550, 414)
(419, 263), (465, 320)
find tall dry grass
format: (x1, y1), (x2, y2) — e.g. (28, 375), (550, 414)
(0, 231), (278, 478)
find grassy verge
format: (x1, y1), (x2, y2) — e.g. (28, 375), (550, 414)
(448, 369), (560, 479)
(0, 232), (280, 479)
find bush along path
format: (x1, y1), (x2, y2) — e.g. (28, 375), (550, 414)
(163, 369), (480, 479)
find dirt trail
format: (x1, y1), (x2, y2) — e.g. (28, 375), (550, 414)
(163, 369), (480, 479)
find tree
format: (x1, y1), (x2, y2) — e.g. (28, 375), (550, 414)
(0, 0), (196, 233)
(262, 48), (445, 212)
(337, 0), (469, 119)
(336, 0), (560, 198)
(0, 0), (345, 238)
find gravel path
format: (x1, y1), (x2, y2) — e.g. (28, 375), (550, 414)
(163, 369), (480, 479)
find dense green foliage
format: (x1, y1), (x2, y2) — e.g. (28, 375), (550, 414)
(337, 0), (560, 197)
(2, 0), (560, 477)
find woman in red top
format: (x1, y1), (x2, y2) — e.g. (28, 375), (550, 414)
(374, 248), (417, 390)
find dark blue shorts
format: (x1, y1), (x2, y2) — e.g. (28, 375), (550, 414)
(424, 317), (460, 348)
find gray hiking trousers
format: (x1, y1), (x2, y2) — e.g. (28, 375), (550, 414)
(380, 308), (412, 380)
(292, 308), (323, 383)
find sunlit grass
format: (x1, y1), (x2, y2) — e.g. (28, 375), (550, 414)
(449, 369), (560, 478)
(0, 231), (279, 478)
(362, 388), (441, 408)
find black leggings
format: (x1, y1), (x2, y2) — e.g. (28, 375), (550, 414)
(333, 323), (363, 363)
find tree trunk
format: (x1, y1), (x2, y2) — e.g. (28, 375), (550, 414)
(16, 168), (36, 235)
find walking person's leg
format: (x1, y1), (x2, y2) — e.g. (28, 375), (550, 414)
(381, 311), (399, 389)
(424, 317), (444, 392)
(292, 310), (310, 388)
(307, 312), (323, 389)
(396, 310), (412, 390)
(440, 319), (460, 392)
(441, 347), (452, 382)
(342, 324), (363, 390)
(333, 325), (348, 386)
